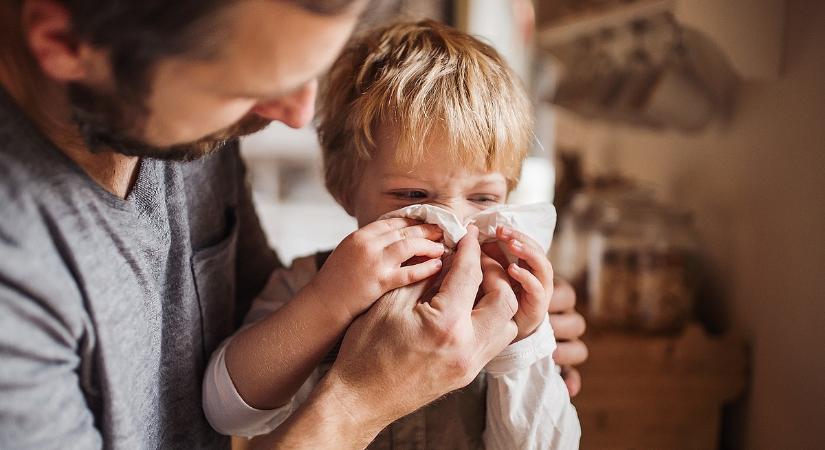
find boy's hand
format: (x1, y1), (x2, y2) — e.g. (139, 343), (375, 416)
(483, 234), (589, 397)
(484, 226), (554, 342)
(308, 218), (446, 322)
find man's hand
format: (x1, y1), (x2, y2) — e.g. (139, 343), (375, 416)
(324, 225), (519, 433)
(308, 218), (445, 322)
(549, 278), (588, 397)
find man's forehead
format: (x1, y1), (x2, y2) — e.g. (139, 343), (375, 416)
(171, 0), (361, 95)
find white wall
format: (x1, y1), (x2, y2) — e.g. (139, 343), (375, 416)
(565, 1), (824, 447)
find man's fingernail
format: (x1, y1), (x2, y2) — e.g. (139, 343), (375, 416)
(511, 239), (523, 250)
(500, 227), (513, 238)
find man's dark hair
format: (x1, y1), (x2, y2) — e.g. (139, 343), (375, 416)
(57, 0), (360, 100)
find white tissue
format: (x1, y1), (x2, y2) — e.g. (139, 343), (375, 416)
(471, 204), (557, 254)
(379, 203), (557, 254)
(379, 204), (467, 247)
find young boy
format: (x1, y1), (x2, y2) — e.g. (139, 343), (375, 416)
(203, 20), (580, 449)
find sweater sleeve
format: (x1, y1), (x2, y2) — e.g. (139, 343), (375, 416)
(0, 224), (102, 449)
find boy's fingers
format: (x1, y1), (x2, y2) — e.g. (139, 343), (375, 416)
(430, 226), (482, 315)
(386, 238), (445, 264)
(365, 217), (420, 235)
(503, 238), (553, 284)
(498, 226), (545, 261)
(508, 263), (544, 302)
(497, 226), (541, 251)
(393, 258), (444, 287)
(508, 265), (546, 337)
(381, 223), (444, 246)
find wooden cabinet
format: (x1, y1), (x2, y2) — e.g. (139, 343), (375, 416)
(573, 325), (748, 449)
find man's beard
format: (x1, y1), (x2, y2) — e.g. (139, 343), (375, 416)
(68, 83), (272, 161)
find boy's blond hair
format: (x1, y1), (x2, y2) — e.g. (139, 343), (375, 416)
(316, 19), (533, 208)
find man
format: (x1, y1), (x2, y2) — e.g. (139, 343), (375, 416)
(0, 1), (588, 449)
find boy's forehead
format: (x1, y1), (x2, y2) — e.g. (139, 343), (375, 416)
(373, 129), (471, 169)
(373, 150), (507, 189)
(355, 108), (526, 192)
(373, 127), (511, 181)
(373, 124), (473, 164)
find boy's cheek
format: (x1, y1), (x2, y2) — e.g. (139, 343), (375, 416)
(356, 198), (407, 227)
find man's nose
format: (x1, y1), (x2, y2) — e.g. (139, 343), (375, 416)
(251, 80), (318, 129)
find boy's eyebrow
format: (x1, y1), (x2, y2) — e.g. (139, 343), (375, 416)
(380, 173), (507, 186)
(380, 173), (420, 180)
(469, 174), (508, 186)
(474, 174), (507, 183)
(379, 171), (430, 182)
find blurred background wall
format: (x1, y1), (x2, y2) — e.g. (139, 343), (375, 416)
(560, 1), (824, 447)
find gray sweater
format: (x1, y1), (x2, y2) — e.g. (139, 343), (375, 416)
(0, 89), (280, 449)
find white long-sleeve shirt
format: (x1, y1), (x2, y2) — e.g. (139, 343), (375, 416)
(203, 254), (580, 449)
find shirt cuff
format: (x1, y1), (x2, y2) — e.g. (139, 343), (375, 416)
(202, 339), (294, 437)
(484, 315), (557, 377)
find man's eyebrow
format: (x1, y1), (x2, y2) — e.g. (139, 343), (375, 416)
(237, 81), (304, 100)
(238, 64), (332, 100)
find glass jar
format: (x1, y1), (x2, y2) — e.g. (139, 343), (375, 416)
(586, 202), (699, 334)
(551, 185), (655, 306)
(586, 202), (646, 329)
(635, 210), (699, 333)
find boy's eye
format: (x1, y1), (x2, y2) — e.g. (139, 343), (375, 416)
(469, 194), (501, 204)
(389, 190), (428, 200)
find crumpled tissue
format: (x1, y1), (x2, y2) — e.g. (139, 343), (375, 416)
(379, 203), (557, 257)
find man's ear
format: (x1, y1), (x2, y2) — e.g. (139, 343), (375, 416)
(22, 0), (89, 82)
